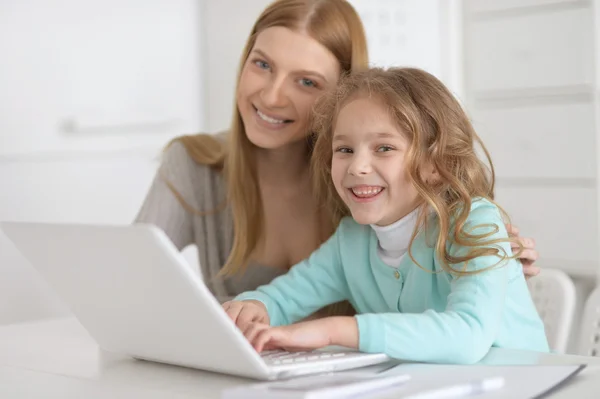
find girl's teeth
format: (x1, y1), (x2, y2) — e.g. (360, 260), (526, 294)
(352, 187), (383, 197)
(257, 109), (285, 124)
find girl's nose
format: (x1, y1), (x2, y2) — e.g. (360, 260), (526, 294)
(348, 152), (373, 176)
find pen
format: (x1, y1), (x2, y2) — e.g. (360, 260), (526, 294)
(405, 376), (505, 399)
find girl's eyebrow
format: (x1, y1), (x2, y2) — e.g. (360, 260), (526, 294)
(373, 132), (398, 139)
(334, 132), (397, 140)
(332, 132), (402, 143)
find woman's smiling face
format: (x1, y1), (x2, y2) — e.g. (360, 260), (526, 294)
(237, 26), (340, 150)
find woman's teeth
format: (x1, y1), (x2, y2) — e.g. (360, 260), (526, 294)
(257, 109), (285, 124)
(351, 187), (383, 198)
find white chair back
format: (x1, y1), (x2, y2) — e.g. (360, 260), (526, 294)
(578, 286), (600, 356)
(527, 269), (576, 353)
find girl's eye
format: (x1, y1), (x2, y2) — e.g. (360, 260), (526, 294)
(335, 147), (352, 154)
(254, 60), (270, 70)
(300, 78), (317, 88)
(377, 145), (394, 152)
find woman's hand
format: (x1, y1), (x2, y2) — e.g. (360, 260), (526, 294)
(241, 317), (359, 353)
(222, 300), (270, 331)
(506, 224), (540, 279)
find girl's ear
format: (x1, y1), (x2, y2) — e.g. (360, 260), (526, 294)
(422, 162), (439, 184)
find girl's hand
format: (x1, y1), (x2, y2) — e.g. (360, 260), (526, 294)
(222, 300), (270, 331)
(506, 224), (540, 279)
(243, 319), (334, 353)
(242, 317), (359, 353)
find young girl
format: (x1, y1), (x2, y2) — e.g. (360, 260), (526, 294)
(222, 67), (549, 364)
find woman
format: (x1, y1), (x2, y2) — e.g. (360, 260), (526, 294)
(135, 0), (539, 307)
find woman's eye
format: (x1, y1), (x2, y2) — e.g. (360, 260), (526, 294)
(300, 78), (317, 88)
(377, 145), (394, 152)
(254, 60), (270, 70)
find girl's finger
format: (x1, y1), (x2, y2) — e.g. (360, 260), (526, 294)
(511, 237), (535, 250)
(254, 328), (280, 353)
(237, 306), (259, 330)
(518, 249), (539, 265)
(506, 224), (519, 237)
(520, 237), (535, 249)
(241, 321), (258, 338)
(224, 303), (242, 324)
(244, 323), (269, 344)
(523, 265), (541, 279)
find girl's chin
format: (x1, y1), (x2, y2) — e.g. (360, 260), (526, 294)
(348, 213), (381, 226)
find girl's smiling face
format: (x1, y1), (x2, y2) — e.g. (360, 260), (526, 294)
(331, 96), (423, 226)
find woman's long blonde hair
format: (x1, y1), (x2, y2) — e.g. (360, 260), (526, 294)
(165, 0), (368, 276)
(311, 67), (523, 275)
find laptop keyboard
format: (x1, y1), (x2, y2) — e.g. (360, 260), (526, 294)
(259, 349), (391, 378)
(260, 350), (358, 365)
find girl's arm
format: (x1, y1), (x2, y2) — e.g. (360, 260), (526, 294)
(354, 270), (507, 364)
(352, 203), (514, 364)
(234, 225), (350, 326)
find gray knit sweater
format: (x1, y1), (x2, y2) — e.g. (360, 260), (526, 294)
(134, 141), (285, 302)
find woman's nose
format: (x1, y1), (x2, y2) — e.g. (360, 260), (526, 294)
(260, 76), (287, 108)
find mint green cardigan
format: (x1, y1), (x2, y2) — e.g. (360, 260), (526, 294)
(236, 198), (549, 363)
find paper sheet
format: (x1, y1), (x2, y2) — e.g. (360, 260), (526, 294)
(377, 364), (585, 398)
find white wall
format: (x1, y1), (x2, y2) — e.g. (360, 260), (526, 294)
(462, 0), (599, 353)
(0, 0), (205, 156)
(350, 0), (463, 98)
(0, 0), (205, 324)
(463, 0), (598, 278)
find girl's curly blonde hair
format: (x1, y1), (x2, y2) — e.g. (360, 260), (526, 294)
(310, 67), (522, 276)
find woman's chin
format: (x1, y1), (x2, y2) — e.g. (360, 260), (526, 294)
(244, 125), (308, 151)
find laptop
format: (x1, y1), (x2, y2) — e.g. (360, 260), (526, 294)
(0, 221), (390, 380)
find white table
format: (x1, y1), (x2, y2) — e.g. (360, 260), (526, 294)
(1, 317), (599, 398)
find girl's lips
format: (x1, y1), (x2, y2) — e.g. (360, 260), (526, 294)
(348, 187), (385, 203)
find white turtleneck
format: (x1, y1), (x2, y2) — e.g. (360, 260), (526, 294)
(370, 208), (419, 268)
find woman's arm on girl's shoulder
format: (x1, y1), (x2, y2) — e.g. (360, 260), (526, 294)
(506, 224), (540, 278)
(134, 141), (201, 250)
